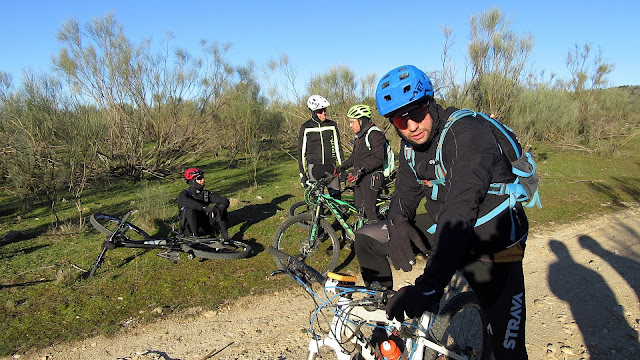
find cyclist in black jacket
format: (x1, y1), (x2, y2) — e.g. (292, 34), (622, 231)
(297, 95), (343, 198)
(336, 104), (386, 221)
(178, 168), (231, 240)
(354, 65), (529, 359)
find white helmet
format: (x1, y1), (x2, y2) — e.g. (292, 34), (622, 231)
(307, 95), (330, 111)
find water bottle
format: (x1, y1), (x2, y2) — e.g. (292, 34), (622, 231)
(380, 339), (403, 360)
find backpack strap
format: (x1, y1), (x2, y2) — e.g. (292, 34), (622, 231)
(403, 142), (418, 180)
(425, 109), (477, 201)
(364, 126), (382, 150)
(403, 142), (443, 197)
(426, 109), (527, 240)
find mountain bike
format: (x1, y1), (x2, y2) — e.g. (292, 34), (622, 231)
(273, 174), (377, 276)
(288, 172), (394, 221)
(268, 246), (490, 360)
(88, 210), (252, 276)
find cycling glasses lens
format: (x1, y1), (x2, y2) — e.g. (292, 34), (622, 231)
(391, 102), (429, 130)
(195, 176), (204, 180)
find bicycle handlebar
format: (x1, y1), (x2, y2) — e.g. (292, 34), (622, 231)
(303, 173), (338, 204)
(268, 246), (326, 285)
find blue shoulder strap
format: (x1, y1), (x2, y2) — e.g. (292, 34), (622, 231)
(426, 109), (522, 241)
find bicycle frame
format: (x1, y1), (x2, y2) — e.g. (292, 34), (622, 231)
(268, 246), (481, 360)
(306, 278), (469, 360)
(313, 193), (363, 240)
(304, 177), (367, 242)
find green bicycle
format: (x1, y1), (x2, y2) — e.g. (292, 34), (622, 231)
(288, 171), (394, 221)
(272, 174), (389, 275)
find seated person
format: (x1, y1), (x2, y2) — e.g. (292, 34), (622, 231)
(178, 167), (231, 240)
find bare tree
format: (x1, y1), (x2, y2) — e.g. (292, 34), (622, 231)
(467, 7), (533, 118)
(53, 14), (234, 179)
(563, 43), (617, 147)
(565, 43), (614, 93)
(0, 72), (73, 224)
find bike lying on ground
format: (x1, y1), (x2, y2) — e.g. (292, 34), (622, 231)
(268, 246), (490, 360)
(273, 174), (383, 276)
(88, 210), (251, 276)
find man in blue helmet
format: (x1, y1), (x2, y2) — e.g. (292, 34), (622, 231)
(354, 65), (529, 359)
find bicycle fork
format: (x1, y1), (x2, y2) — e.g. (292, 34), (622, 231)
(88, 247), (108, 277)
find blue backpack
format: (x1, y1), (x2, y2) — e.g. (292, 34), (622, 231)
(404, 109), (541, 238)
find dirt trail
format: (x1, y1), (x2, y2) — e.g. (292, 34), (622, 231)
(6, 206), (640, 360)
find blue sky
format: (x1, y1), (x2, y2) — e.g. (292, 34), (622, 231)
(1, 0), (638, 98)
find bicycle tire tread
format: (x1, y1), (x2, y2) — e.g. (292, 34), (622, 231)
(181, 240), (251, 260)
(425, 291), (490, 360)
(90, 213), (151, 239)
(272, 213), (341, 275)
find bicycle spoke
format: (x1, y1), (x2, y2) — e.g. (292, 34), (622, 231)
(272, 214), (340, 275)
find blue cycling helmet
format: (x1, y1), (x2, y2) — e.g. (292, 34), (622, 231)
(375, 65), (434, 117)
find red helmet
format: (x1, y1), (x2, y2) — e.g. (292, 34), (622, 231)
(184, 167), (204, 181)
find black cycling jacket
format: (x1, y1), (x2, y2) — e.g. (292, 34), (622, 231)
(297, 117), (343, 177)
(387, 102), (529, 291)
(178, 185), (230, 213)
(341, 121), (386, 174)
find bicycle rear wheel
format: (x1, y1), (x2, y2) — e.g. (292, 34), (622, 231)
(272, 213), (340, 276)
(90, 213), (150, 240)
(424, 291), (490, 360)
(181, 239), (251, 260)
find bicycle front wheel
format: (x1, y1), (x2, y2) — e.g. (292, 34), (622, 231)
(272, 213), (340, 275)
(289, 201), (310, 217)
(424, 291), (490, 360)
(89, 213), (150, 240)
(288, 201), (313, 230)
(181, 239), (252, 260)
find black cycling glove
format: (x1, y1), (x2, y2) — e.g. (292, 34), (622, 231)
(386, 285), (442, 322)
(387, 216), (427, 271)
(204, 205), (220, 220)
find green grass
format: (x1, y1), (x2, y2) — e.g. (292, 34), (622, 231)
(1, 138), (640, 356)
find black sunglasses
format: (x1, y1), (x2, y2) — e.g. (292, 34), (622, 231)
(390, 100), (429, 130)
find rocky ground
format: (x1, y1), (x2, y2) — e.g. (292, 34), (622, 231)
(6, 206), (640, 360)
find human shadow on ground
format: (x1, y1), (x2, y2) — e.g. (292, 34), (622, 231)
(227, 194), (292, 240)
(0, 244), (50, 261)
(547, 239), (639, 358)
(0, 278), (53, 289)
(578, 234), (640, 303)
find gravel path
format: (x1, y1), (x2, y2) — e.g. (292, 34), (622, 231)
(6, 206), (640, 360)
